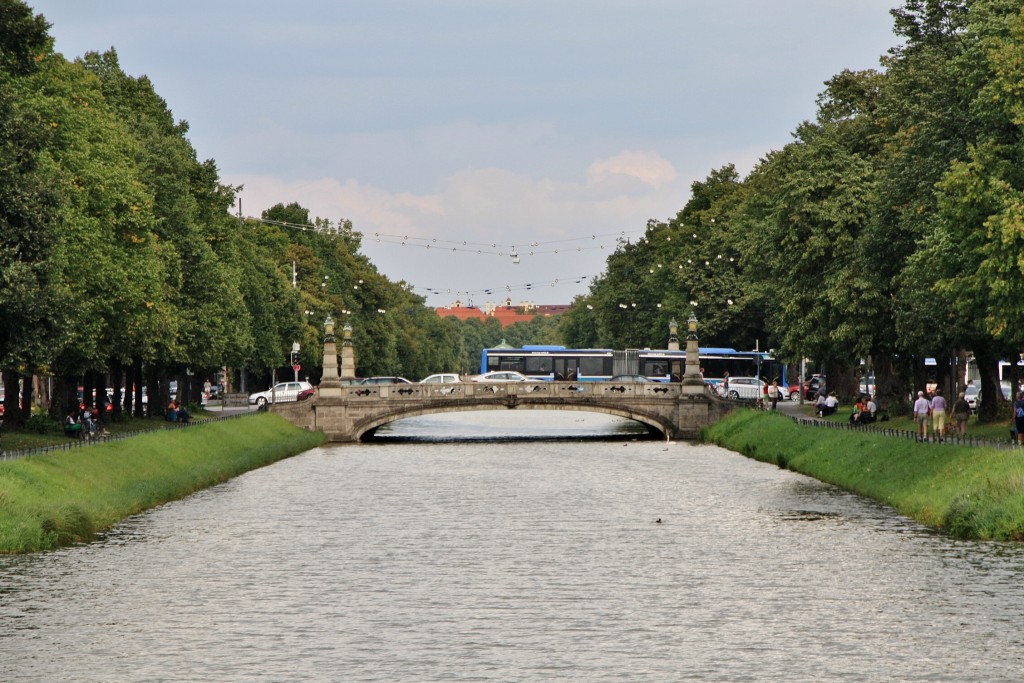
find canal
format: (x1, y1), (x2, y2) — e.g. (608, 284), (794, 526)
(2, 412), (1023, 681)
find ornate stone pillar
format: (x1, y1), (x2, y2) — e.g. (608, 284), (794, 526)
(682, 311), (704, 395)
(667, 317), (680, 381)
(319, 315), (342, 398)
(340, 321), (356, 380)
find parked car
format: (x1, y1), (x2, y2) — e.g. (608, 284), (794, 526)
(420, 373), (461, 384)
(723, 376), (767, 400)
(359, 376), (412, 385)
(248, 381), (314, 406)
(470, 371), (529, 382)
(608, 374), (651, 383)
(803, 375), (826, 400)
(964, 384), (979, 412)
(297, 386), (317, 401)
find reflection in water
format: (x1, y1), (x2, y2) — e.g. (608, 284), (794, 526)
(372, 410), (653, 441)
(2, 412), (1024, 682)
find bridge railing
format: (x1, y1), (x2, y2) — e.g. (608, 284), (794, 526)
(340, 381), (684, 400)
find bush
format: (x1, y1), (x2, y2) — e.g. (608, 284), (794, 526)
(23, 413), (56, 434)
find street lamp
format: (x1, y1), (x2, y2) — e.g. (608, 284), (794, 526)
(687, 312), (698, 341)
(669, 317), (678, 342)
(324, 315), (335, 342)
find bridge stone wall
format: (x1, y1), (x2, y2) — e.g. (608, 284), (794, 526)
(272, 381), (736, 442)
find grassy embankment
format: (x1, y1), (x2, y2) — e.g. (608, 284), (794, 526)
(0, 413), (325, 554)
(703, 409), (1024, 541)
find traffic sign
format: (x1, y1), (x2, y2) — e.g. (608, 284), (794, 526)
(293, 364), (301, 371)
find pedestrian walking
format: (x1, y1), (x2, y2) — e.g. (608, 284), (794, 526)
(950, 391), (970, 437)
(931, 389), (948, 442)
(1014, 391), (1024, 446)
(913, 391), (931, 441)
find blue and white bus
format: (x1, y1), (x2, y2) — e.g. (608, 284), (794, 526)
(479, 345), (787, 385)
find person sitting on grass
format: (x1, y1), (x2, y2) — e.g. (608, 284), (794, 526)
(64, 410), (83, 438)
(850, 395), (867, 425)
(821, 392), (839, 417)
(176, 402), (191, 424)
(862, 395), (878, 424)
(165, 400), (178, 422)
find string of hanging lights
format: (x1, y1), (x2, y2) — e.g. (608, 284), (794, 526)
(416, 275), (593, 300)
(249, 216), (643, 262)
(251, 215), (739, 305)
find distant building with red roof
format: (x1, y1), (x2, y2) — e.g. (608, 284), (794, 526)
(435, 298), (569, 328)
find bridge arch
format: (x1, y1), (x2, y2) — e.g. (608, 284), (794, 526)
(351, 402), (673, 442)
(278, 381), (732, 442)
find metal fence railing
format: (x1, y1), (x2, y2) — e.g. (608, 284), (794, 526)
(789, 414), (1020, 451)
(0, 412), (256, 462)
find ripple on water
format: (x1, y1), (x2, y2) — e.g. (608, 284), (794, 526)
(2, 413), (1024, 682)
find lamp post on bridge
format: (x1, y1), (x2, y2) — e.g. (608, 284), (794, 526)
(319, 315), (343, 398)
(681, 311), (704, 395)
(668, 317), (681, 381)
(340, 320), (356, 381)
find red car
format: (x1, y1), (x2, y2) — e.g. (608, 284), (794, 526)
(297, 386), (317, 401)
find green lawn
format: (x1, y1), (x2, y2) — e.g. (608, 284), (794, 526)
(1, 408), (221, 453)
(0, 412), (324, 553)
(704, 409), (1024, 541)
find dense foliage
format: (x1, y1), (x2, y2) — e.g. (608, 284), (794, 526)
(0, 1), (513, 424)
(564, 0), (1024, 420)
(5, 0), (1024, 425)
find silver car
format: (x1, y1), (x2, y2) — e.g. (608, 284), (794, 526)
(722, 376), (766, 400)
(248, 381), (314, 406)
(470, 371), (529, 382)
(420, 373), (461, 384)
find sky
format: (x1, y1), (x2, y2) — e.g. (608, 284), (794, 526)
(30, 0), (903, 308)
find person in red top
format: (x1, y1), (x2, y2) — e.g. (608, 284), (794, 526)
(850, 396), (867, 425)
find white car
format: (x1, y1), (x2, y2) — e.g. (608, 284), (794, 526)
(248, 381), (313, 406)
(964, 385), (979, 412)
(722, 376), (766, 400)
(420, 373), (461, 384)
(470, 371), (529, 382)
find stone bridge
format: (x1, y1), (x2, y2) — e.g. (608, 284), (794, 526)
(274, 381), (736, 442)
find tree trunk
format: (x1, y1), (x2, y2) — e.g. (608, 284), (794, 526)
(147, 365), (162, 419)
(133, 362), (145, 418)
(111, 359), (124, 421)
(934, 354), (953, 402)
(975, 345), (1003, 423)
(19, 373), (33, 422)
(2, 369), (23, 428)
(873, 351), (907, 415)
(53, 374), (77, 421)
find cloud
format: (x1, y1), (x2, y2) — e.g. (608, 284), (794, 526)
(239, 150), (686, 242)
(586, 151), (677, 189)
(236, 151), (692, 305)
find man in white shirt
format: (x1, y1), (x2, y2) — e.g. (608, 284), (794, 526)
(822, 392), (839, 417)
(865, 396), (878, 423)
(913, 391), (931, 441)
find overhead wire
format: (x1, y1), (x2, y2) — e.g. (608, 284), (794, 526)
(245, 215), (734, 305)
